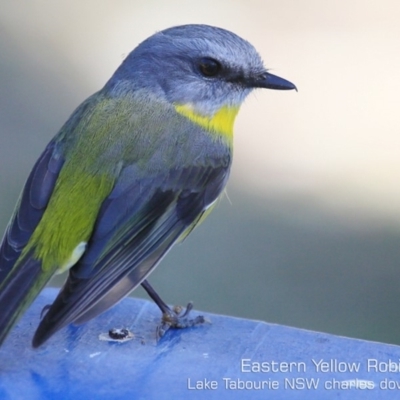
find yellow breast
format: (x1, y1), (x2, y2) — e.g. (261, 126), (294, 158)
(175, 104), (239, 144)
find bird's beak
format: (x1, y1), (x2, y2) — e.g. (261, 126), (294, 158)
(252, 71), (297, 91)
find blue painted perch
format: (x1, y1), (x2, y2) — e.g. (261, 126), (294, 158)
(0, 288), (399, 399)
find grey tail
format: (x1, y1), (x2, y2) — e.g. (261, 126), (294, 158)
(0, 254), (44, 346)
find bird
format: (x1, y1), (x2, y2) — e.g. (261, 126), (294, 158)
(0, 24), (296, 348)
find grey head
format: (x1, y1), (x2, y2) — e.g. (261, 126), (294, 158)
(107, 24), (296, 115)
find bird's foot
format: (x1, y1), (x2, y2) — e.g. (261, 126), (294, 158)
(140, 279), (209, 339)
(156, 302), (207, 339)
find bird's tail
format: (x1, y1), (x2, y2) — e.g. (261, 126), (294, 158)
(0, 253), (49, 346)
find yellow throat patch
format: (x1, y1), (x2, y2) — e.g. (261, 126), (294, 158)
(175, 104), (239, 143)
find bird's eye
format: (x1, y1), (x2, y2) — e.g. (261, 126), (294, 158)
(198, 58), (221, 77)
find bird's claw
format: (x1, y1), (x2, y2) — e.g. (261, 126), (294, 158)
(156, 302), (206, 339)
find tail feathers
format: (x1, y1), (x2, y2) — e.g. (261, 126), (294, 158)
(0, 254), (47, 346)
(31, 219), (184, 348)
(31, 277), (81, 348)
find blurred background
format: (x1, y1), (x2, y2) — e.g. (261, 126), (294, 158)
(1, 0), (400, 345)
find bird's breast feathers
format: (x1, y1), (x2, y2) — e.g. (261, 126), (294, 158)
(174, 103), (239, 146)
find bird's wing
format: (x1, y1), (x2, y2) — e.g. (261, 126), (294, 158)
(0, 141), (64, 276)
(0, 141), (64, 343)
(33, 163), (228, 346)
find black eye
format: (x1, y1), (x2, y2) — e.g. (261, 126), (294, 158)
(198, 57), (221, 77)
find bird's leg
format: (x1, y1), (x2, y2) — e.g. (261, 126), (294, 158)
(141, 279), (206, 339)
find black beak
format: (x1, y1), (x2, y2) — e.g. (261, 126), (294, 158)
(252, 71), (297, 91)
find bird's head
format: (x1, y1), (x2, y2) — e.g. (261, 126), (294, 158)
(107, 24), (296, 135)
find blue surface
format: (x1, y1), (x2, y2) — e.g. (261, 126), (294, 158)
(1, 288), (400, 399)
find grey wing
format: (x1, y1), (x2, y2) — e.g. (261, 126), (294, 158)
(32, 163), (229, 347)
(0, 141), (64, 344)
(0, 141), (64, 278)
